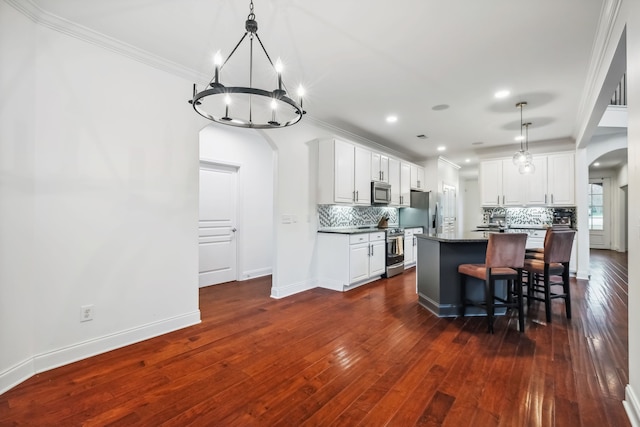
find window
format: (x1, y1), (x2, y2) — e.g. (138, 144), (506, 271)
(588, 182), (604, 230)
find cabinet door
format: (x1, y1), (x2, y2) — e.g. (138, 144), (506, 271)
(371, 152), (382, 182)
(388, 158), (401, 205)
(380, 155), (389, 183)
(369, 240), (386, 277)
(547, 153), (575, 205)
(502, 159), (527, 206)
(479, 160), (503, 206)
(354, 146), (372, 205)
(410, 165), (425, 190)
(349, 242), (370, 283)
(525, 155), (548, 205)
(400, 162), (411, 206)
(404, 231), (414, 265)
(334, 140), (355, 204)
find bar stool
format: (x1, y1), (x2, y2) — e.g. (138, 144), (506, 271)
(458, 233), (528, 333)
(522, 230), (575, 322)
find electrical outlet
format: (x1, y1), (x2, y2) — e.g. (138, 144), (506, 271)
(80, 304), (94, 322)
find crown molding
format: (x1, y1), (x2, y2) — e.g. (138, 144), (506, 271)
(3, 0), (208, 84)
(574, 0), (625, 143)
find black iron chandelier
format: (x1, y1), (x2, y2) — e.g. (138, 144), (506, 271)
(189, 0), (305, 128)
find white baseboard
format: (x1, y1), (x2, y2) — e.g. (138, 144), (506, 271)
(0, 358), (36, 396)
(317, 278), (345, 292)
(270, 278), (317, 299)
(0, 310), (200, 395)
(240, 267), (272, 281)
(625, 384), (640, 427)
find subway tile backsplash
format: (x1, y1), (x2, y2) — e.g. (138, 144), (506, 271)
(318, 205), (399, 229)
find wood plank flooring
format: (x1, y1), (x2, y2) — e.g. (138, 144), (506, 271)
(0, 249), (630, 426)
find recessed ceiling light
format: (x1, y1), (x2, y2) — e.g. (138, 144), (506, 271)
(494, 90), (510, 99)
(386, 115), (398, 123)
(437, 146), (446, 152)
(465, 158), (470, 163)
(594, 162), (600, 167)
(432, 104), (450, 111)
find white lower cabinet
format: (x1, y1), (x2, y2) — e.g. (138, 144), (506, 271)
(317, 231), (386, 291)
(403, 227), (423, 268)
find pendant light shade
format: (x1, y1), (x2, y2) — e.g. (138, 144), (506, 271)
(512, 102), (535, 174)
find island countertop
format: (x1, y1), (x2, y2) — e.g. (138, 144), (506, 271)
(416, 231), (491, 243)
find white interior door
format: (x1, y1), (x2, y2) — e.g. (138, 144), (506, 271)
(199, 163), (238, 287)
(589, 178), (611, 249)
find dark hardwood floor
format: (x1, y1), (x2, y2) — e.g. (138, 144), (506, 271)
(0, 250), (629, 426)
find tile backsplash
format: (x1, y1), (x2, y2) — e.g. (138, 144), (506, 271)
(482, 207), (576, 227)
(318, 205), (399, 229)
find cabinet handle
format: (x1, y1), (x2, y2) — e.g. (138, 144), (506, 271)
(382, 171), (384, 180)
(497, 196), (499, 205)
(502, 195), (505, 205)
(545, 194), (548, 204)
(368, 245), (371, 256)
(353, 191), (356, 202)
(356, 190), (359, 202)
(551, 194), (554, 204)
(371, 244), (374, 256)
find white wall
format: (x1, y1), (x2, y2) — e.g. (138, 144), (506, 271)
(1, 5), (203, 393)
(0, 1), (37, 390)
(199, 125), (274, 280)
(462, 179), (482, 231)
(260, 124), (323, 298)
(626, 0), (640, 422)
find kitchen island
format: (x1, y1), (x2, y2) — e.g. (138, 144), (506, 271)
(416, 231), (508, 317)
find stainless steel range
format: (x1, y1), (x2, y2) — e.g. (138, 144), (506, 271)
(383, 228), (405, 278)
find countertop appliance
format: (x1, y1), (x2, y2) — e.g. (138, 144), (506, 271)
(383, 228), (405, 278)
(399, 191), (432, 233)
(553, 208), (573, 227)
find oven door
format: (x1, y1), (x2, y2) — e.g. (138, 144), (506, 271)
(386, 236), (404, 266)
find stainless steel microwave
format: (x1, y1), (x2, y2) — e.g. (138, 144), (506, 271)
(371, 181), (391, 205)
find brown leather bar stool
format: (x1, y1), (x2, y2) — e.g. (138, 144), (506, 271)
(522, 230), (576, 323)
(458, 232), (528, 333)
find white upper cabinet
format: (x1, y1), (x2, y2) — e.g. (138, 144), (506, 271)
(354, 146), (372, 205)
(388, 158), (401, 205)
(525, 155), (548, 205)
(501, 159), (528, 206)
(479, 152), (575, 207)
(410, 164), (425, 191)
(547, 153), (575, 205)
(479, 159), (503, 206)
(371, 152), (389, 183)
(318, 138), (371, 205)
(400, 162), (411, 206)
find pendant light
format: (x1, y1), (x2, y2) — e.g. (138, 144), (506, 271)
(188, 0), (306, 128)
(518, 121), (535, 174)
(512, 102), (532, 166)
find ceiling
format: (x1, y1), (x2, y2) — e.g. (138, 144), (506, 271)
(31, 0), (606, 170)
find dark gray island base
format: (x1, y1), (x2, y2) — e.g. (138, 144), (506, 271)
(416, 232), (507, 317)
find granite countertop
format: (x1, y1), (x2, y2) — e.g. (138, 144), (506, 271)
(417, 229), (531, 243)
(318, 227), (388, 235)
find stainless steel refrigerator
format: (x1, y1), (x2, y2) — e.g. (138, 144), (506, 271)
(399, 191), (437, 233)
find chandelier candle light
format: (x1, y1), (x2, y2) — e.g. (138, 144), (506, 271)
(189, 0), (305, 128)
(512, 101), (535, 174)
